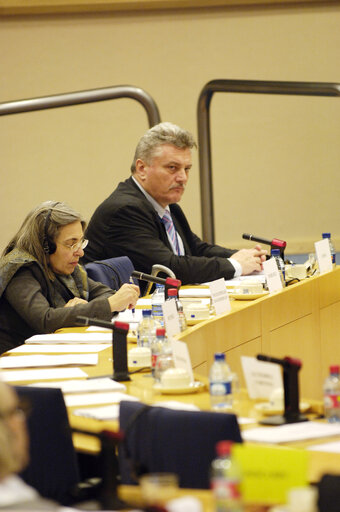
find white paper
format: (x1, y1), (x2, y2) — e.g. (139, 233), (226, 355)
(0, 368), (87, 382)
(162, 299), (181, 340)
(209, 278), (231, 315)
(73, 404), (121, 421)
(308, 440), (340, 453)
(28, 377), (126, 394)
(136, 298), (152, 307)
(25, 332), (113, 344)
(171, 339), (194, 383)
(262, 257), (283, 294)
(0, 354), (98, 369)
(179, 288), (211, 298)
(241, 356), (283, 399)
(242, 421), (340, 444)
(315, 238), (333, 274)
(65, 391), (138, 407)
(153, 401), (200, 411)
(9, 344), (110, 354)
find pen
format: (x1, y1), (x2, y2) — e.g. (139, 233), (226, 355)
(129, 276), (135, 316)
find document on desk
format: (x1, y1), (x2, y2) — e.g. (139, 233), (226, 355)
(0, 368), (87, 382)
(0, 354), (98, 369)
(308, 440), (340, 453)
(28, 377), (126, 394)
(243, 421), (340, 444)
(9, 344), (110, 354)
(73, 404), (121, 421)
(65, 391), (139, 407)
(25, 332), (113, 344)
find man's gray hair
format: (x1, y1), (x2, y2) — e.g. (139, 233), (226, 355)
(131, 122), (197, 173)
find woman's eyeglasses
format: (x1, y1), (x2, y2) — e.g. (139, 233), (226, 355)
(61, 239), (88, 252)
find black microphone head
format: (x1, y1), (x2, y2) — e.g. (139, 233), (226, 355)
(242, 233), (252, 240)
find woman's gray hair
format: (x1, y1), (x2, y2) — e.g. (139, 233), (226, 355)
(131, 122), (197, 173)
(3, 201), (86, 279)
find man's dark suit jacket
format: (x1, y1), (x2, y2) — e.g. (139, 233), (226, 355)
(83, 177), (237, 286)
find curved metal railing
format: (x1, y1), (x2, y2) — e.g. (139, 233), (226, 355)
(197, 79), (340, 243)
(0, 84), (161, 127)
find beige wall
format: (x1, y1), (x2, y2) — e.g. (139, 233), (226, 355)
(1, 3), (340, 255)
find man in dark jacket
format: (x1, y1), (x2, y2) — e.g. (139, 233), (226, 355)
(83, 122), (266, 288)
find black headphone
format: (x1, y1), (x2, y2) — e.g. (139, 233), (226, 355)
(43, 203), (60, 255)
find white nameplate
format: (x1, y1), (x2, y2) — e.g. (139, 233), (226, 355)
(315, 238), (333, 274)
(162, 299), (181, 341)
(209, 278), (231, 315)
(241, 356), (283, 399)
(262, 257), (283, 294)
(172, 339), (194, 383)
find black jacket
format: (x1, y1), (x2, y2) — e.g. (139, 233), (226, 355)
(83, 177), (237, 285)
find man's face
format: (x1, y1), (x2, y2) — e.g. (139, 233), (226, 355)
(135, 144), (192, 208)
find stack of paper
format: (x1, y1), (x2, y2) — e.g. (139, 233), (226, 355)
(242, 421), (340, 444)
(25, 332), (113, 344)
(0, 354), (98, 369)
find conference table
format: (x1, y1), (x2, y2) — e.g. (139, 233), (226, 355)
(2, 267), (340, 510)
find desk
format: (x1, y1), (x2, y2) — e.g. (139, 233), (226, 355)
(2, 269), (340, 509)
(178, 268), (340, 401)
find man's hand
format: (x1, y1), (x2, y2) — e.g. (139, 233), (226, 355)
(232, 244), (268, 275)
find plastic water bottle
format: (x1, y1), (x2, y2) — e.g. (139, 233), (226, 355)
(210, 440), (243, 512)
(323, 365), (340, 422)
(209, 353), (233, 410)
(322, 233), (336, 267)
(151, 284), (165, 326)
(137, 309), (156, 348)
(166, 288), (187, 331)
(151, 327), (168, 380)
(271, 248), (286, 286)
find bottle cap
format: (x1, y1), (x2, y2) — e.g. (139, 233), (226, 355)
(167, 288), (178, 297)
(215, 440), (233, 456)
(330, 365), (340, 374)
(271, 248), (280, 256)
(142, 309), (152, 317)
(214, 352), (226, 362)
(156, 328), (166, 337)
(322, 233), (331, 239)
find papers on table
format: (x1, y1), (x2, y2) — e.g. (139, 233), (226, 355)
(308, 440), (340, 453)
(73, 404), (121, 421)
(28, 377), (126, 394)
(0, 354), (98, 369)
(0, 368), (88, 382)
(65, 391), (137, 407)
(9, 344), (110, 354)
(242, 421), (340, 444)
(25, 332), (113, 344)
(153, 401), (199, 412)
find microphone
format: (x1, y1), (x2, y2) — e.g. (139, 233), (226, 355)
(131, 271), (181, 288)
(76, 316), (114, 330)
(257, 354), (301, 369)
(242, 233), (287, 249)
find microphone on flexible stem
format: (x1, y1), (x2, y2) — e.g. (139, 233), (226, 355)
(256, 353), (308, 425)
(131, 270), (181, 298)
(242, 233), (287, 259)
(76, 316), (130, 382)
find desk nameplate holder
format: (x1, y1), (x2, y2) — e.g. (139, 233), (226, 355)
(257, 354), (308, 425)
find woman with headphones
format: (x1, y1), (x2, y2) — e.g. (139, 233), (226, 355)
(0, 201), (139, 354)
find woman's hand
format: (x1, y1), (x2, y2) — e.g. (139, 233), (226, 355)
(108, 283), (140, 312)
(64, 297), (89, 308)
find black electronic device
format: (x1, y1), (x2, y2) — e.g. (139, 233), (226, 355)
(257, 354), (308, 425)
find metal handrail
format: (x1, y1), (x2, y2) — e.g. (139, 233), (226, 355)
(197, 79), (340, 244)
(0, 84), (161, 127)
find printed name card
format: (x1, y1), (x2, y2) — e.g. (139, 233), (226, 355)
(262, 257), (283, 294)
(162, 299), (181, 341)
(171, 339), (194, 383)
(209, 278), (231, 315)
(315, 238), (333, 274)
(241, 356), (283, 399)
(233, 444), (308, 505)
